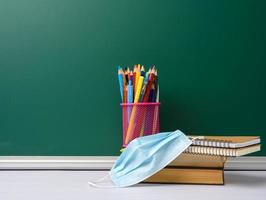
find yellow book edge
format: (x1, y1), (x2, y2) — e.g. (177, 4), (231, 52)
(144, 168), (224, 185)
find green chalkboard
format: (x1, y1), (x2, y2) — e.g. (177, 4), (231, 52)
(0, 0), (265, 156)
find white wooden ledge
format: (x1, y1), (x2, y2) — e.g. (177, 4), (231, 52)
(0, 156), (265, 170)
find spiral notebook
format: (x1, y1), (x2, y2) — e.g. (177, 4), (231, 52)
(189, 136), (260, 148)
(184, 144), (260, 157)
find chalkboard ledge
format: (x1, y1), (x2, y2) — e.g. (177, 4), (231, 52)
(0, 156), (265, 170)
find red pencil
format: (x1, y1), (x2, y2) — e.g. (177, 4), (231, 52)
(133, 65), (137, 97)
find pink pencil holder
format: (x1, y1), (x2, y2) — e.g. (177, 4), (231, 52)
(120, 102), (160, 147)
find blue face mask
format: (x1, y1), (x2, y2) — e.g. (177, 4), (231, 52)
(88, 130), (192, 188)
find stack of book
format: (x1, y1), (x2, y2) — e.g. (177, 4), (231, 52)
(144, 136), (261, 185)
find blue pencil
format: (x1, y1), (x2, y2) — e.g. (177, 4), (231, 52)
(118, 66), (124, 102)
(128, 80), (133, 103)
(127, 79), (133, 121)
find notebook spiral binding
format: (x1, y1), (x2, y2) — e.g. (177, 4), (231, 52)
(185, 146), (236, 157)
(192, 139), (232, 148)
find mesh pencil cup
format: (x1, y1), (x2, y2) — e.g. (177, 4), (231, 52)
(120, 102), (160, 147)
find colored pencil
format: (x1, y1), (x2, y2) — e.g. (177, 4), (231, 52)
(156, 85), (159, 102)
(128, 79), (133, 103)
(122, 69), (126, 87)
(127, 79), (133, 122)
(117, 65), (160, 145)
(135, 65), (140, 94)
(154, 69), (158, 102)
(149, 84), (155, 102)
(123, 85), (128, 103)
(133, 65), (137, 98)
(139, 72), (149, 102)
(142, 67), (156, 102)
(124, 73), (144, 144)
(127, 67), (130, 84)
(125, 67), (129, 85)
(130, 70), (133, 82)
(117, 66), (124, 102)
(152, 85), (159, 133)
(141, 65), (145, 77)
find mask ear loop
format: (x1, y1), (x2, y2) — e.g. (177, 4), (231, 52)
(88, 173), (118, 188)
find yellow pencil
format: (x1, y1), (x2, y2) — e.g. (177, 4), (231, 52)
(135, 64), (141, 93)
(124, 75), (144, 144)
(134, 75), (144, 103)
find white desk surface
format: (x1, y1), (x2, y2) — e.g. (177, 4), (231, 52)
(0, 171), (265, 200)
